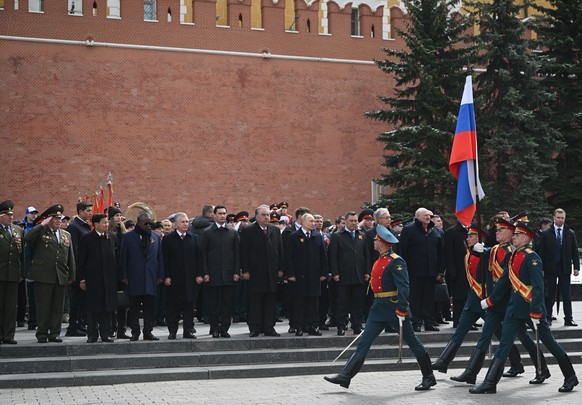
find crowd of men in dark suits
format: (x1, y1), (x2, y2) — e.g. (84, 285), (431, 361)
(0, 200), (579, 348)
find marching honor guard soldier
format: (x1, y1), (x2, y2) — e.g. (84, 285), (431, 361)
(25, 204), (75, 343)
(471, 221), (579, 394)
(0, 201), (24, 344)
(324, 225), (436, 391)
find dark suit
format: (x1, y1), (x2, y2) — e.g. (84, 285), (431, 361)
(0, 224), (24, 343)
(444, 221), (468, 325)
(328, 228), (370, 330)
(77, 230), (118, 340)
(285, 229), (328, 331)
(25, 225), (75, 340)
(538, 224), (580, 322)
(240, 222), (284, 334)
(200, 223), (239, 334)
(120, 229), (164, 337)
(66, 217), (92, 333)
(161, 230), (199, 335)
(399, 219), (444, 328)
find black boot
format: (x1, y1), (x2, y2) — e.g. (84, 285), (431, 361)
(502, 344), (524, 377)
(415, 352), (437, 391)
(451, 348), (486, 384)
(557, 354), (579, 392)
(469, 357), (505, 394)
(432, 341), (461, 374)
(529, 350), (551, 384)
(324, 352), (365, 389)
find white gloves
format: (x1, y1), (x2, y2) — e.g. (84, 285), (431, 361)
(530, 317), (541, 325)
(397, 314), (405, 324)
(480, 299), (489, 310)
(473, 242), (485, 253)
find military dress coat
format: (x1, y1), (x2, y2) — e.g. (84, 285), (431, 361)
(0, 225), (24, 282)
(285, 229), (328, 297)
(25, 224), (75, 285)
(77, 230), (119, 313)
(119, 230), (164, 297)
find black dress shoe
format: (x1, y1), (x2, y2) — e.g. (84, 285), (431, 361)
(425, 324), (440, 332)
(129, 334), (140, 341)
(436, 318), (449, 325)
(264, 330), (280, 337)
(413, 325), (422, 333)
(28, 324), (37, 330)
(308, 328), (322, 336)
(143, 333), (159, 341)
(37, 338), (48, 343)
(48, 337), (63, 343)
(384, 325), (397, 333)
(102, 337), (114, 343)
(249, 332), (259, 337)
(87, 338), (98, 343)
(470, 324), (478, 331)
(220, 332), (231, 338)
(2, 339), (17, 344)
(295, 330), (304, 336)
(212, 331), (220, 338)
(78, 326), (88, 333)
(564, 320), (578, 327)
(288, 328), (297, 334)
(192, 327), (197, 333)
(117, 332), (131, 339)
(337, 327), (345, 336)
(183, 331), (196, 339)
(65, 329), (86, 337)
(168, 333), (176, 340)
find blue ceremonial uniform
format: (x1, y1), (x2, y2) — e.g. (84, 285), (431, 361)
(355, 252), (425, 359)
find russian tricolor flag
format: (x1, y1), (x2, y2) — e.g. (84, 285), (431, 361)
(449, 76), (485, 227)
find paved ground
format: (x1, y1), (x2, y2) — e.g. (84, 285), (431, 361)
(0, 364), (580, 405)
(1, 303), (581, 404)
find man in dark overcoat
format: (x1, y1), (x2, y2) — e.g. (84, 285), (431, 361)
(444, 220), (469, 326)
(328, 211), (370, 335)
(78, 214), (118, 343)
(120, 211), (164, 341)
(162, 212), (201, 339)
(286, 213), (328, 336)
(65, 201), (93, 337)
(240, 205), (284, 337)
(200, 206), (240, 338)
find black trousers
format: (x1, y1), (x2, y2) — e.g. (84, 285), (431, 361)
(87, 311), (113, 340)
(0, 281), (18, 341)
(166, 300), (194, 335)
(129, 295), (155, 336)
(247, 292), (276, 334)
(293, 295), (319, 331)
(336, 284), (365, 329)
(545, 273), (574, 321)
(67, 282), (85, 332)
(17, 280), (26, 323)
(409, 276), (436, 326)
(318, 279), (329, 326)
(208, 285), (234, 333)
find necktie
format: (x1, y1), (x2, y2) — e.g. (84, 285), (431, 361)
(306, 231), (310, 239)
(4, 226), (11, 241)
(53, 230), (59, 243)
(557, 228), (562, 249)
(263, 227), (268, 235)
(351, 231), (355, 239)
(181, 233), (185, 240)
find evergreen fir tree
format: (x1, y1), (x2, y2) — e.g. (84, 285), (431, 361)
(531, 0), (582, 229)
(366, 0), (476, 217)
(468, 0), (563, 220)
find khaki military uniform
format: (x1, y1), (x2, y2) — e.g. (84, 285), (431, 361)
(0, 225), (24, 342)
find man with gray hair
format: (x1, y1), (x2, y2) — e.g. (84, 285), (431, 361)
(398, 207), (444, 332)
(240, 205), (284, 337)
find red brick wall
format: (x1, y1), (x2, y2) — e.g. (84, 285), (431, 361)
(0, 1), (407, 220)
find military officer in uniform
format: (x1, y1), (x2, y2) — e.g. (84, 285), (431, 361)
(0, 201), (24, 344)
(471, 221), (578, 394)
(324, 225), (436, 391)
(25, 204), (75, 343)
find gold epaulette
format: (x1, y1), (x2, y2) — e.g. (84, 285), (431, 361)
(525, 248), (533, 253)
(390, 253), (399, 259)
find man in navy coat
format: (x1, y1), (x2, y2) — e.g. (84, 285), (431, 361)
(120, 211), (164, 341)
(286, 213), (328, 336)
